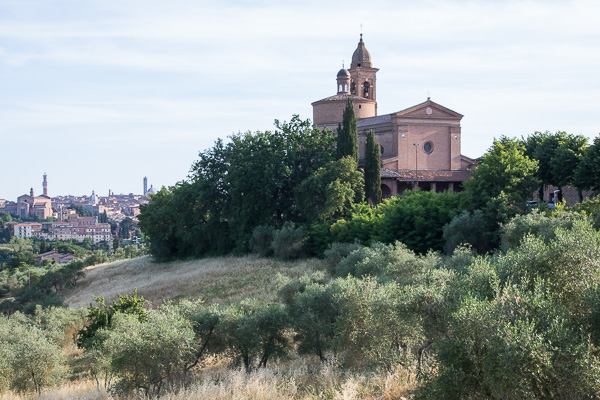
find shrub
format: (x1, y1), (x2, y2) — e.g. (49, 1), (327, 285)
(250, 225), (276, 257)
(77, 289), (148, 349)
(271, 222), (308, 260)
(0, 316), (66, 395)
(219, 300), (290, 372)
(98, 308), (198, 397)
(443, 210), (490, 254)
(417, 284), (600, 399)
(288, 281), (342, 363)
(333, 241), (424, 280)
(572, 195), (600, 229)
(500, 208), (583, 251)
(277, 271), (328, 306)
(322, 241), (364, 274)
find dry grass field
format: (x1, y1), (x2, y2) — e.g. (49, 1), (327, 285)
(63, 255), (326, 309)
(0, 358), (411, 400)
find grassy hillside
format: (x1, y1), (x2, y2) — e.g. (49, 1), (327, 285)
(63, 255), (326, 309)
(4, 255), (414, 400)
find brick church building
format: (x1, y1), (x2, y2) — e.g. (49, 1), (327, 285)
(312, 35), (476, 198)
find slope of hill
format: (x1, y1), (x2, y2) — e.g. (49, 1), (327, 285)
(63, 255), (325, 309)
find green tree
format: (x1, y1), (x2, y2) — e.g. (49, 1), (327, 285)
(364, 129), (382, 205)
(139, 116), (337, 260)
(219, 300), (290, 372)
(95, 308), (197, 397)
(0, 318), (66, 395)
(575, 136), (600, 195)
(282, 280), (340, 363)
(295, 156), (365, 222)
(524, 131), (588, 201)
(336, 98), (358, 163)
(119, 217), (134, 239)
(550, 134), (587, 194)
(77, 289), (148, 349)
(375, 190), (463, 254)
(464, 136), (539, 210)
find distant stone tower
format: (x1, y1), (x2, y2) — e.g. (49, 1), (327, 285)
(143, 177), (148, 197)
(42, 173), (48, 196)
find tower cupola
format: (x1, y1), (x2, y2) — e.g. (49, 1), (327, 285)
(350, 34), (372, 69)
(336, 67), (350, 94)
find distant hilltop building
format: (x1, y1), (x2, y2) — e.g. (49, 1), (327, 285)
(312, 35), (476, 197)
(0, 177), (53, 219)
(143, 176), (156, 197)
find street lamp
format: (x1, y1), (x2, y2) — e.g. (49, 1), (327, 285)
(413, 143), (420, 189)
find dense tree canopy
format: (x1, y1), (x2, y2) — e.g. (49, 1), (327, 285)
(139, 116), (338, 259)
(575, 136), (600, 195)
(464, 136), (539, 210)
(524, 131), (588, 200)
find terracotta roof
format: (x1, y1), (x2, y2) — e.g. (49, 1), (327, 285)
(381, 168), (402, 178)
(390, 169), (472, 182)
(311, 94), (373, 104)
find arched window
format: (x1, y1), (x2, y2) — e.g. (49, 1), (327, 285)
(351, 82), (356, 95)
(363, 81), (370, 98)
(344, 84), (348, 92)
(380, 145), (384, 155)
(338, 84), (342, 92)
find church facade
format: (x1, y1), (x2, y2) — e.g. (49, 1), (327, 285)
(312, 35), (475, 197)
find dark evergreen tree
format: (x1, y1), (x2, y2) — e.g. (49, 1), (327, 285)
(364, 130), (382, 205)
(523, 131), (587, 201)
(336, 98), (358, 163)
(575, 136), (600, 195)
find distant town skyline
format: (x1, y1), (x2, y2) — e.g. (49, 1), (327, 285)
(1, 0), (599, 200)
(1, 173), (151, 200)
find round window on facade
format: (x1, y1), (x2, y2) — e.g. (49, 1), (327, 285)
(423, 141), (433, 154)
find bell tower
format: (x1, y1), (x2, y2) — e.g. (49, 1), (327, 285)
(43, 173), (48, 196)
(348, 34), (379, 102)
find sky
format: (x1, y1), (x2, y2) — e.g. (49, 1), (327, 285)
(1, 0), (599, 200)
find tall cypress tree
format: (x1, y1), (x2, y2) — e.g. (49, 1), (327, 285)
(336, 98), (358, 163)
(365, 129), (382, 204)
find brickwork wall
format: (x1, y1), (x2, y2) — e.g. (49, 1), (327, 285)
(313, 99), (376, 128)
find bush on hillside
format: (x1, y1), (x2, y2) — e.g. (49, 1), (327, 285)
(0, 310), (71, 395)
(271, 223), (308, 260)
(500, 208), (583, 251)
(443, 210), (490, 254)
(322, 241), (364, 274)
(250, 225), (276, 257)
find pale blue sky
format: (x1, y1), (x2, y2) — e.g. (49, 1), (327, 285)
(1, 0), (599, 200)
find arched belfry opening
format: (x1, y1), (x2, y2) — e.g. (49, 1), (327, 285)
(349, 34), (378, 102)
